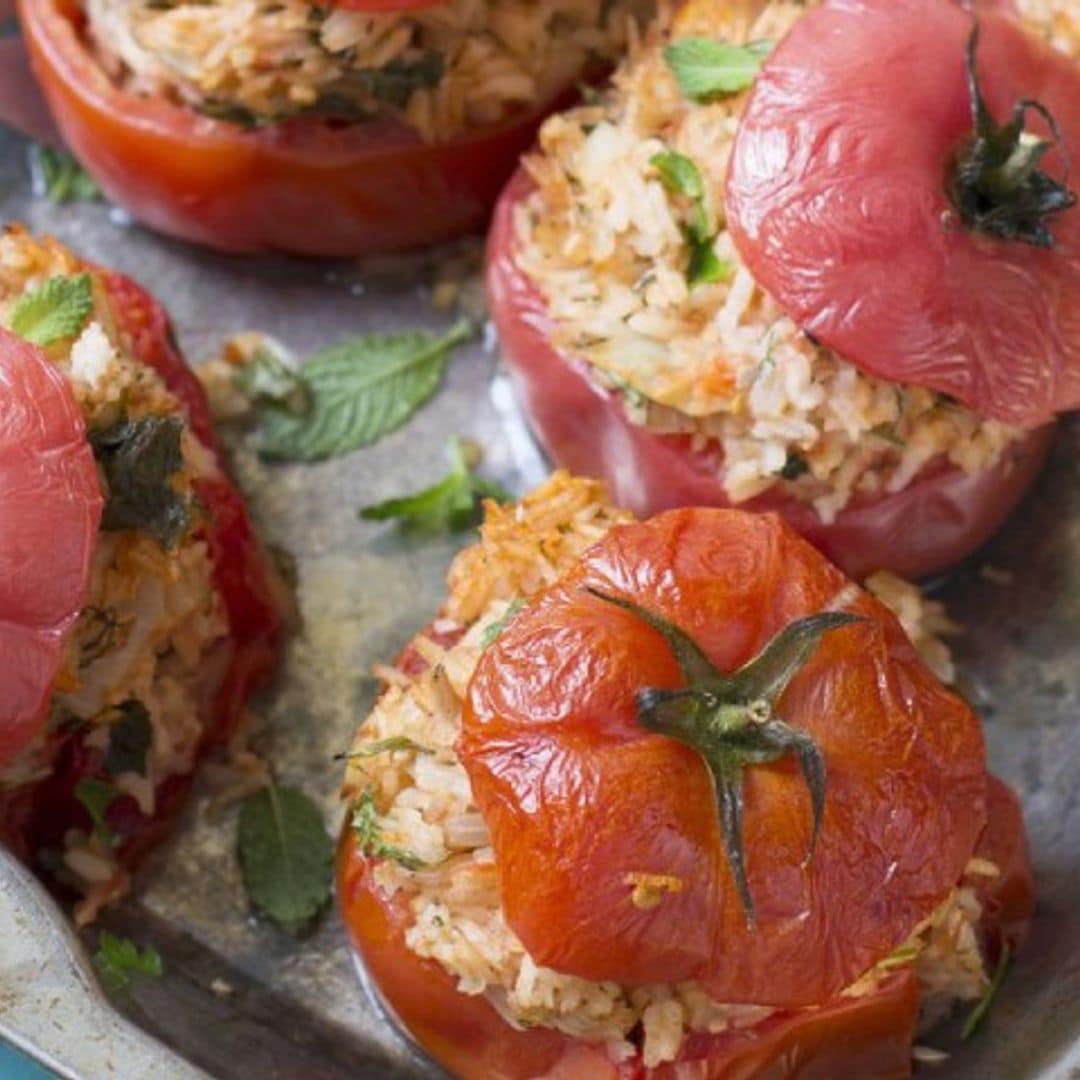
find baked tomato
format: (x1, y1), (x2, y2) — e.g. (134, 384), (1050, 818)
(460, 510), (987, 1006)
(487, 171), (1056, 580)
(16, 0), (570, 255)
(727, 0), (1080, 428)
(0, 329), (102, 768)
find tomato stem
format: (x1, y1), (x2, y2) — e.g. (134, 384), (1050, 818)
(586, 589), (860, 924)
(948, 23), (1077, 248)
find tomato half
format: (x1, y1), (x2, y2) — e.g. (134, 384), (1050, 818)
(17, 0), (570, 255)
(461, 509), (987, 1006)
(726, 0), (1080, 428)
(487, 171), (1055, 580)
(0, 329), (102, 769)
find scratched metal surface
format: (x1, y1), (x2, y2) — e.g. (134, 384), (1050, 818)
(0, 115), (1078, 1079)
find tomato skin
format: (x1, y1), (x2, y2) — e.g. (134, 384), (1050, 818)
(0, 330), (102, 769)
(461, 509), (988, 1007)
(487, 170), (1055, 580)
(726, 0), (1080, 428)
(19, 0), (565, 256)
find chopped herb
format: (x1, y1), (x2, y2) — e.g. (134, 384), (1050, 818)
(779, 451), (810, 480)
(480, 598), (525, 650)
(78, 606), (127, 667)
(10, 273), (94, 346)
(89, 416), (190, 548)
(962, 944), (1010, 1040)
(357, 52), (444, 108)
(31, 144), (101, 204)
(238, 784), (334, 932)
(352, 787), (427, 871)
(234, 347), (312, 417)
(104, 700), (152, 776)
(338, 736), (427, 761)
(663, 37), (773, 103)
(256, 319), (473, 462)
(94, 932), (163, 996)
(73, 778), (121, 849)
(360, 437), (511, 534)
(198, 100), (262, 129)
(686, 238), (731, 287)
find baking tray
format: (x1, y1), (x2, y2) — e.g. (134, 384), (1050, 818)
(0, 92), (1078, 1080)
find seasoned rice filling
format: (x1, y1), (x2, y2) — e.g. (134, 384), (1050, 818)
(343, 474), (992, 1066)
(512, 0), (1078, 521)
(83, 0), (648, 141)
(0, 228), (228, 922)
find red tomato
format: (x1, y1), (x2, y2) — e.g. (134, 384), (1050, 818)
(17, 0), (573, 256)
(461, 510), (987, 1006)
(0, 330), (102, 768)
(726, 0), (1080, 428)
(486, 171), (1055, 580)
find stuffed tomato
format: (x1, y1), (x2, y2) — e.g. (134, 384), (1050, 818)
(0, 227), (281, 923)
(487, 0), (1080, 579)
(17, 0), (647, 256)
(337, 472), (1032, 1078)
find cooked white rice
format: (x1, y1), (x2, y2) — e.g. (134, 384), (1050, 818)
(83, 0), (650, 141)
(0, 228), (229, 923)
(342, 473), (993, 1066)
(511, 0), (1078, 521)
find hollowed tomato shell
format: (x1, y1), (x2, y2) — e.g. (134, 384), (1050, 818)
(486, 170), (1055, 580)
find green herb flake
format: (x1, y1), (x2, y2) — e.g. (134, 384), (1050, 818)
(89, 416), (190, 548)
(352, 787), (427, 871)
(94, 932), (163, 996)
(238, 784), (334, 932)
(480, 598), (526, 650)
(962, 944), (1010, 1040)
(663, 37), (773, 103)
(360, 436), (511, 534)
(104, 700), (153, 776)
(256, 319), (473, 462)
(357, 51), (444, 108)
(10, 273), (94, 346)
(779, 451), (810, 480)
(31, 144), (101, 205)
(73, 778), (121, 849)
(233, 346), (312, 417)
(339, 736), (427, 761)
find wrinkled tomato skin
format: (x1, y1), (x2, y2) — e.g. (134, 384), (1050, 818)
(487, 170), (1056, 580)
(461, 510), (988, 1007)
(726, 0), (1080, 427)
(19, 0), (564, 255)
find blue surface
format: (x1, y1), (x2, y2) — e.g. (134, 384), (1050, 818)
(0, 1042), (56, 1079)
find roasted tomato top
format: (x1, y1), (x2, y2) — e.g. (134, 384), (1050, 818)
(0, 329), (102, 767)
(727, 0), (1080, 428)
(460, 509), (988, 1007)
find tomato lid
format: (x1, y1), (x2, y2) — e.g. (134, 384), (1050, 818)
(726, 0), (1080, 428)
(0, 329), (102, 767)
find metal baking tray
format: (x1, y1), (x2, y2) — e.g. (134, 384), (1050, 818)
(0, 92), (1078, 1080)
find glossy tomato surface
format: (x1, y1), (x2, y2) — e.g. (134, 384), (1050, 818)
(0, 329), (102, 768)
(727, 0), (1080, 427)
(487, 171), (1055, 580)
(461, 510), (988, 1007)
(19, 0), (564, 255)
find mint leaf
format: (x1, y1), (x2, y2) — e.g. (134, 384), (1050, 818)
(234, 347), (311, 417)
(73, 778), (120, 848)
(238, 784), (333, 932)
(360, 437), (511, 534)
(651, 151), (730, 286)
(94, 932), (163, 996)
(352, 787), (427, 871)
(686, 233), (732, 286)
(664, 37), (773, 102)
(257, 319), (473, 461)
(31, 144), (101, 205)
(105, 700), (152, 776)
(10, 273), (94, 346)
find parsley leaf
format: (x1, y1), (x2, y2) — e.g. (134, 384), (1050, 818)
(73, 778), (121, 849)
(480, 598), (525, 650)
(89, 416), (190, 548)
(962, 944), (1010, 1040)
(10, 273), (94, 346)
(663, 37), (773, 102)
(360, 437), (511, 533)
(352, 787), (427, 871)
(238, 784), (334, 932)
(233, 346), (311, 417)
(256, 319), (473, 462)
(105, 700), (152, 776)
(31, 144), (101, 205)
(94, 932), (163, 996)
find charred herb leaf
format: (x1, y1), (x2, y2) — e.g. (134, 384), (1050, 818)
(89, 416), (190, 548)
(10, 273), (94, 346)
(105, 700), (152, 776)
(663, 37), (773, 103)
(357, 52), (444, 107)
(31, 144), (101, 204)
(352, 787), (427, 871)
(94, 932), (163, 996)
(74, 778), (121, 849)
(779, 451), (809, 480)
(360, 436), (511, 533)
